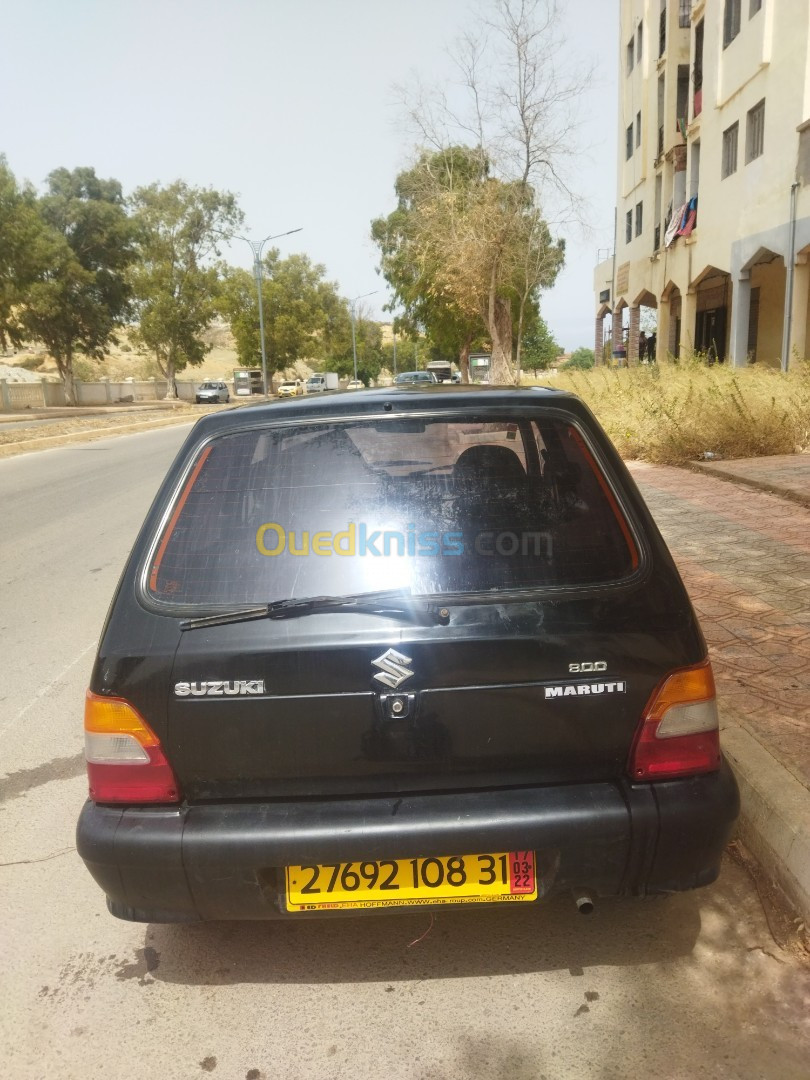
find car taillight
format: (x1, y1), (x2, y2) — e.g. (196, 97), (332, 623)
(84, 690), (180, 804)
(628, 661), (721, 781)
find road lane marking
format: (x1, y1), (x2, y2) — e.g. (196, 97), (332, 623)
(0, 640), (96, 739)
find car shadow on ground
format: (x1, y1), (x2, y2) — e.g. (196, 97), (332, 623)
(144, 888), (702, 987)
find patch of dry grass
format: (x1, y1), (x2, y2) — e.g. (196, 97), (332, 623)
(537, 362), (810, 464)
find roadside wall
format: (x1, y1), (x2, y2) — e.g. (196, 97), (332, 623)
(0, 378), (215, 411)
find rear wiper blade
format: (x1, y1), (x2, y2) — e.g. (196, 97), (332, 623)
(180, 589), (449, 630)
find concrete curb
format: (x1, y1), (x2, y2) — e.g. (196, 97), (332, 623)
(721, 712), (810, 923)
(690, 461), (810, 510)
(0, 413), (196, 458)
(0, 403), (186, 423)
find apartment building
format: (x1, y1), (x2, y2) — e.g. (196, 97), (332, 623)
(593, 0), (810, 368)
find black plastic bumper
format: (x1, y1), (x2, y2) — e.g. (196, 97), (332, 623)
(76, 761), (739, 922)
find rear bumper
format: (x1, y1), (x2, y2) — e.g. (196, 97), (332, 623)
(76, 761), (739, 922)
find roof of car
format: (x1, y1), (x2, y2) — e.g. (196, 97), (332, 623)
(187, 383), (581, 438)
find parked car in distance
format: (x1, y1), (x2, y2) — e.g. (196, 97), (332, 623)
(394, 370), (438, 385)
(77, 385), (739, 923)
(195, 381), (230, 404)
(277, 379), (304, 398)
(345, 379), (365, 390)
(306, 372), (339, 393)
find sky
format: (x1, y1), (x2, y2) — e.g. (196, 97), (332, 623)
(1, 0), (618, 351)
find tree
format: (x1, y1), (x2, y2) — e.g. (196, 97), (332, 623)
(381, 334), (433, 374)
(521, 314), (560, 372)
(566, 347), (595, 370)
(323, 312), (385, 385)
(383, 0), (588, 382)
(221, 252), (343, 391)
(371, 149), (487, 382)
(373, 146), (562, 383)
(0, 157), (56, 351)
(21, 167), (135, 404)
(130, 181), (243, 397)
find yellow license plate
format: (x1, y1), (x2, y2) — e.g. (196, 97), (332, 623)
(285, 851), (537, 912)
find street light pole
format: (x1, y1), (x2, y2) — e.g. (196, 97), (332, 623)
(349, 290), (377, 385)
(235, 228), (302, 395)
(392, 325), (397, 377)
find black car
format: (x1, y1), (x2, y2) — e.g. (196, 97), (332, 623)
(77, 386), (738, 922)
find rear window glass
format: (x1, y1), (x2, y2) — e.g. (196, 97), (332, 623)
(147, 415), (639, 606)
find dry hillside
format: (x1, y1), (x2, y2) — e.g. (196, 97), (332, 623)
(1, 321), (318, 383)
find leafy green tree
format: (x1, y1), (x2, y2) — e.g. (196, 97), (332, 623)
(372, 147), (563, 384)
(566, 347), (595, 370)
(129, 181), (243, 397)
(21, 167), (135, 403)
(0, 157), (57, 351)
(323, 315), (384, 384)
(372, 148), (488, 382)
(521, 315), (560, 372)
(221, 253), (343, 392)
(380, 334), (428, 375)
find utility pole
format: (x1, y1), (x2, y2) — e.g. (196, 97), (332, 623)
(235, 228), (302, 395)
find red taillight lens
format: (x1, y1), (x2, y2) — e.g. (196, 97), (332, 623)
(84, 691), (180, 804)
(629, 662), (721, 781)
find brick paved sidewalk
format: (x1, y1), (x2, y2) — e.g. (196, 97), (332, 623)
(628, 461), (810, 792)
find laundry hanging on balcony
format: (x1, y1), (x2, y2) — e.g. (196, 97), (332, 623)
(665, 203), (686, 248)
(677, 196), (698, 238)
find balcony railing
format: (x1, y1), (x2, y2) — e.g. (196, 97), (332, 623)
(659, 8), (667, 56)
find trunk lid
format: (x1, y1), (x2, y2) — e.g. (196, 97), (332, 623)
(167, 590), (700, 800)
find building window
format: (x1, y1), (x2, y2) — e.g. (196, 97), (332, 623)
(659, 4), (667, 56)
(676, 66), (689, 130)
(679, 1), (692, 28)
(721, 123), (739, 177)
(690, 140), (701, 198)
(635, 202), (643, 237)
(637, 21), (643, 61)
(799, 125), (810, 185)
(626, 210), (633, 243)
(693, 19), (704, 115)
(746, 99), (765, 162)
(749, 0), (762, 15)
(636, 111), (642, 148)
(724, 0), (741, 47)
(626, 124), (634, 159)
(627, 39), (635, 73)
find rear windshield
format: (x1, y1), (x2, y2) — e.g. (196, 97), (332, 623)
(146, 414), (639, 607)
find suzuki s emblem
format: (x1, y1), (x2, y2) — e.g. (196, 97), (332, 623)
(371, 648), (414, 689)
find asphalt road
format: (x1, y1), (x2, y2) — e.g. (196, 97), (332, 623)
(1, 427), (809, 1080)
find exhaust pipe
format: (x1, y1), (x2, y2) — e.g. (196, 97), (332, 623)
(573, 891), (595, 915)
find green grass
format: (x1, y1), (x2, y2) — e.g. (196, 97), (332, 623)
(530, 361), (810, 464)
